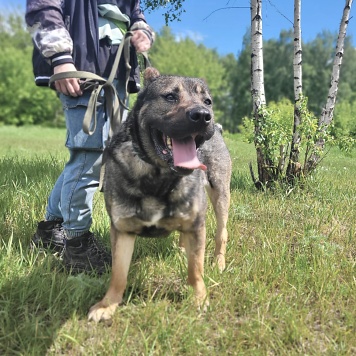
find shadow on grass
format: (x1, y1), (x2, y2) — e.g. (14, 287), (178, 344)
(0, 155), (106, 353)
(0, 248), (112, 354)
(0, 236), (188, 354)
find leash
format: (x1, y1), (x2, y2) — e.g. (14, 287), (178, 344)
(49, 31), (151, 191)
(49, 31), (151, 137)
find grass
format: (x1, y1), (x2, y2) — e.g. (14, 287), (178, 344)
(0, 126), (355, 355)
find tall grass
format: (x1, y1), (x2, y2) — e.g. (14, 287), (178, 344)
(0, 126), (355, 355)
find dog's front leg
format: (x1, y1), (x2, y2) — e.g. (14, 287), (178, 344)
(206, 183), (230, 272)
(181, 228), (209, 311)
(88, 226), (136, 322)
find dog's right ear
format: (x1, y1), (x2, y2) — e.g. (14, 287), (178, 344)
(143, 67), (160, 87)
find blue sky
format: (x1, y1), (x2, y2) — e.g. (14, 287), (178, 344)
(2, 0), (356, 57)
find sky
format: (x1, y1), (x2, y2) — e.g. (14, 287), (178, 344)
(2, 0), (356, 57)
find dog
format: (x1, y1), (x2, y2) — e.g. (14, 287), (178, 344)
(88, 67), (232, 322)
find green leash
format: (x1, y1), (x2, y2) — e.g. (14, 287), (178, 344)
(49, 31), (151, 191)
(49, 31), (150, 136)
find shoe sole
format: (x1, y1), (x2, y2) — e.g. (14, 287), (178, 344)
(63, 261), (110, 275)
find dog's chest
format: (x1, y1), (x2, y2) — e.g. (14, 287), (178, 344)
(115, 195), (201, 237)
(114, 176), (206, 237)
(138, 193), (193, 222)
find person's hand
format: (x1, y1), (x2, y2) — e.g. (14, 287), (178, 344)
(131, 30), (152, 53)
(53, 63), (82, 97)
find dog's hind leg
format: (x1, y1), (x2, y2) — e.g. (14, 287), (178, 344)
(206, 181), (230, 272)
(88, 226), (136, 323)
(180, 228), (209, 310)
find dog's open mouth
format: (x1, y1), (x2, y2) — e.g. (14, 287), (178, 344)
(151, 129), (207, 172)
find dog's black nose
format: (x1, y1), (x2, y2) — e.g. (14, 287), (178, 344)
(189, 108), (211, 125)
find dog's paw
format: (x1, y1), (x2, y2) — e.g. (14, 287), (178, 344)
(197, 297), (210, 314)
(214, 254), (226, 272)
(88, 301), (117, 323)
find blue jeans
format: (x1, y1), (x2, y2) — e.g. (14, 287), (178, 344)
(45, 85), (127, 238)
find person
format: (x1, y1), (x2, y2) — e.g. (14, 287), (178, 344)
(25, 0), (154, 274)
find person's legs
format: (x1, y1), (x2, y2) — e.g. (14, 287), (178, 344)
(45, 171), (64, 221)
(33, 91), (111, 272)
(59, 149), (102, 237)
(60, 91), (112, 272)
(33, 83), (128, 273)
(32, 173), (65, 252)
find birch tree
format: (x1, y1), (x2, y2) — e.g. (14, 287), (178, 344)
(286, 0), (302, 180)
(250, 0), (270, 188)
(249, 0), (353, 187)
(305, 0), (353, 172)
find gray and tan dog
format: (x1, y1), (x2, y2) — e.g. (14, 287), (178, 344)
(89, 68), (232, 322)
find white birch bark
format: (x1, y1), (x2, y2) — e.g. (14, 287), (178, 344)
(250, 0), (267, 186)
(251, 0), (266, 108)
(293, 0), (302, 101)
(307, 0), (353, 170)
(287, 0), (303, 178)
(318, 0), (352, 129)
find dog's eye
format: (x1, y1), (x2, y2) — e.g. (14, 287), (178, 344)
(164, 94), (177, 102)
(204, 98), (212, 106)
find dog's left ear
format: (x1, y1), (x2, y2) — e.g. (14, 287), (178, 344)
(143, 67), (160, 87)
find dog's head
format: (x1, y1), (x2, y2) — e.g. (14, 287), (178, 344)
(130, 67), (215, 175)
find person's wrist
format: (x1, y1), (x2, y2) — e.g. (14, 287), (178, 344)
(53, 63), (77, 74)
(50, 52), (74, 69)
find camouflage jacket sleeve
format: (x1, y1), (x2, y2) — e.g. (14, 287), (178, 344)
(25, 0), (74, 66)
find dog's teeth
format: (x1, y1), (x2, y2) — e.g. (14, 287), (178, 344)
(167, 137), (172, 150)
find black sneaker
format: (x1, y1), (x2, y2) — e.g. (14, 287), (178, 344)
(31, 220), (65, 253)
(62, 232), (111, 274)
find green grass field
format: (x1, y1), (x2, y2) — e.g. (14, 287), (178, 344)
(0, 126), (355, 355)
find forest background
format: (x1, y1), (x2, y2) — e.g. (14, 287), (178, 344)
(0, 10), (356, 141)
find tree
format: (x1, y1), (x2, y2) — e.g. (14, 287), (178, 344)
(332, 100), (356, 140)
(218, 53), (241, 132)
(248, 0), (354, 188)
(250, 0), (271, 188)
(0, 13), (63, 126)
(228, 32), (253, 133)
(286, 0), (302, 180)
(306, 0), (354, 172)
(142, 0), (186, 23)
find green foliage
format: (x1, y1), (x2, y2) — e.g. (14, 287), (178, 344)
(332, 100), (356, 151)
(240, 98), (294, 177)
(264, 30), (295, 103)
(142, 0), (186, 24)
(241, 95), (354, 182)
(227, 31), (253, 132)
(232, 30), (356, 136)
(0, 13), (63, 127)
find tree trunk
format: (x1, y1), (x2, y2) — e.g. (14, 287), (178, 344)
(250, 0), (270, 188)
(305, 0), (353, 172)
(286, 0), (303, 181)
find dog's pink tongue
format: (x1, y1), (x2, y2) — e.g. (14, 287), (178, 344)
(171, 137), (207, 171)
